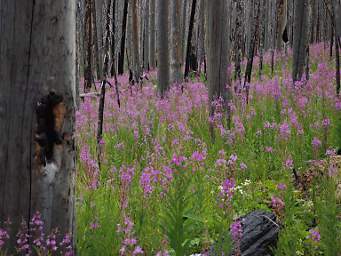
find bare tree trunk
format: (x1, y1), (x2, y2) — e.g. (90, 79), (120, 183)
(259, 0), (267, 80)
(157, 0), (170, 97)
(0, 0), (76, 250)
(276, 0), (288, 50)
(182, 0), (188, 64)
(143, 0), (150, 71)
(244, 0), (261, 90)
(118, 0), (129, 74)
(84, 0), (93, 92)
(149, 0), (156, 69)
(293, 0), (309, 82)
(197, 0), (206, 76)
(171, 0), (183, 84)
(92, 0), (102, 79)
(233, 0), (243, 84)
(131, 0), (141, 84)
(206, 0), (230, 131)
(184, 0), (198, 79)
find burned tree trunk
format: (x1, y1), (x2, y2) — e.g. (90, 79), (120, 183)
(149, 0), (156, 69)
(143, 0), (150, 71)
(84, 0), (93, 92)
(184, 0), (198, 79)
(157, 0), (170, 97)
(118, 0), (129, 75)
(292, 0), (309, 82)
(206, 0), (230, 130)
(276, 0), (288, 50)
(171, 0), (183, 84)
(131, 0), (141, 84)
(0, 0), (76, 250)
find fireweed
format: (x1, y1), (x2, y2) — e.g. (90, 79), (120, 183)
(74, 43), (341, 255)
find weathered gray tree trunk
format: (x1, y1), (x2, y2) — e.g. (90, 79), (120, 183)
(92, 0), (102, 79)
(157, 0), (170, 97)
(197, 0), (206, 76)
(292, 0), (309, 82)
(233, 0), (243, 83)
(118, 0), (129, 74)
(0, 0), (76, 249)
(184, 0), (198, 78)
(171, 0), (183, 84)
(84, 0), (93, 92)
(182, 0), (189, 64)
(276, 0), (288, 50)
(143, 0), (150, 71)
(131, 0), (141, 83)
(206, 0), (229, 126)
(149, 0), (156, 69)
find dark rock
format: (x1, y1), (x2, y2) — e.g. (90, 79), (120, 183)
(210, 210), (280, 256)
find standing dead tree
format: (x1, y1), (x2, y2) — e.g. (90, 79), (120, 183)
(0, 0), (77, 250)
(184, 0), (198, 79)
(292, 0), (309, 82)
(206, 0), (230, 139)
(157, 0), (170, 97)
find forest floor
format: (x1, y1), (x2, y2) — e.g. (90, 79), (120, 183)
(76, 43), (341, 255)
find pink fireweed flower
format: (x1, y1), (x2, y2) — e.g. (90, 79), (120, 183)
(120, 166), (135, 186)
(215, 158), (227, 167)
(336, 100), (341, 110)
(308, 228), (321, 242)
(271, 196), (285, 211)
(322, 118), (331, 128)
(328, 163), (338, 177)
(133, 246), (144, 255)
(326, 148), (337, 157)
(298, 96), (308, 109)
(312, 137), (322, 148)
(227, 154), (238, 166)
(277, 183), (287, 191)
(265, 146), (273, 153)
(230, 220), (242, 242)
(16, 221), (31, 254)
(90, 221), (100, 230)
(220, 178), (236, 203)
(233, 116), (245, 136)
(191, 151), (206, 162)
(284, 157), (294, 169)
(279, 122), (291, 140)
(0, 228), (9, 249)
(240, 162), (247, 171)
(171, 153), (187, 166)
(46, 233), (58, 252)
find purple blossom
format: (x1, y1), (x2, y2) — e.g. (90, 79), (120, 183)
(191, 151), (206, 162)
(230, 220), (242, 242)
(308, 228), (321, 242)
(171, 153), (187, 166)
(227, 154), (238, 166)
(0, 228), (9, 249)
(220, 178), (236, 203)
(277, 183), (287, 191)
(285, 157), (294, 169)
(215, 158), (227, 167)
(265, 146), (273, 153)
(279, 122), (291, 140)
(322, 118), (331, 128)
(133, 246), (144, 255)
(312, 137), (322, 148)
(240, 162), (248, 171)
(271, 196), (285, 211)
(326, 148), (337, 157)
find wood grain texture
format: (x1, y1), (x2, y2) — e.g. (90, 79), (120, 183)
(0, 0), (76, 248)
